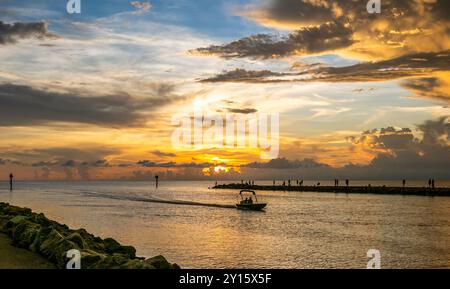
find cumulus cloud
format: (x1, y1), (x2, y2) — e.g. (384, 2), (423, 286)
(0, 21), (57, 45)
(0, 83), (181, 127)
(241, 117), (450, 179)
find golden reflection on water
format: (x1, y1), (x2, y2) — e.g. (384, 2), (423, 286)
(0, 181), (449, 268)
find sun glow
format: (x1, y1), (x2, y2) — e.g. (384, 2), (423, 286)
(213, 165), (229, 173)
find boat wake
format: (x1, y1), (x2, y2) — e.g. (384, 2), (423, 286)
(80, 191), (236, 209)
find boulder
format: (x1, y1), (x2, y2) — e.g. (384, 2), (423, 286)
(103, 237), (136, 259)
(65, 232), (87, 249)
(10, 218), (41, 248)
(144, 255), (176, 269)
(0, 202), (179, 269)
(80, 249), (107, 269)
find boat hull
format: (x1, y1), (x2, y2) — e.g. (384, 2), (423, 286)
(236, 203), (267, 211)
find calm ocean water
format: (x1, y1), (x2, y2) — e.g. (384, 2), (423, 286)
(0, 180), (449, 268)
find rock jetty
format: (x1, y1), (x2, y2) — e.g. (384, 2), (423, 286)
(213, 183), (450, 197)
(0, 202), (180, 269)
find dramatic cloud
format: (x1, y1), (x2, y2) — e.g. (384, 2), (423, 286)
(241, 117), (450, 179)
(0, 21), (56, 45)
(192, 21), (354, 59)
(354, 117), (450, 176)
(200, 51), (450, 93)
(0, 83), (181, 127)
(233, 0), (450, 59)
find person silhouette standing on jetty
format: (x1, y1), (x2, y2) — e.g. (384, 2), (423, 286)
(299, 180), (303, 186)
(273, 180), (275, 186)
(155, 175), (159, 188)
(288, 180), (291, 187)
(9, 173), (14, 190)
(345, 179), (349, 187)
(428, 179), (432, 188)
(402, 179), (406, 188)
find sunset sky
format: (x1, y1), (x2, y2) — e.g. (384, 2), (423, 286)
(0, 0), (449, 180)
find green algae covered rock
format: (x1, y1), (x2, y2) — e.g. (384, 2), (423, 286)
(0, 202), (179, 269)
(103, 237), (136, 259)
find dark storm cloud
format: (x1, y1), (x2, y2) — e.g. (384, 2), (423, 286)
(0, 21), (57, 45)
(0, 83), (180, 127)
(243, 117), (450, 179)
(191, 21), (354, 59)
(199, 51), (450, 86)
(359, 117), (450, 177)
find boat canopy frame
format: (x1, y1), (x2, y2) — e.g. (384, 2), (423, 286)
(239, 190), (259, 203)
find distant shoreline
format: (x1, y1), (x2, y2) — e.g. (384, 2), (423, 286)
(213, 183), (450, 197)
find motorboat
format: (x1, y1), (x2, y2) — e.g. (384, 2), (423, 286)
(236, 190), (267, 211)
